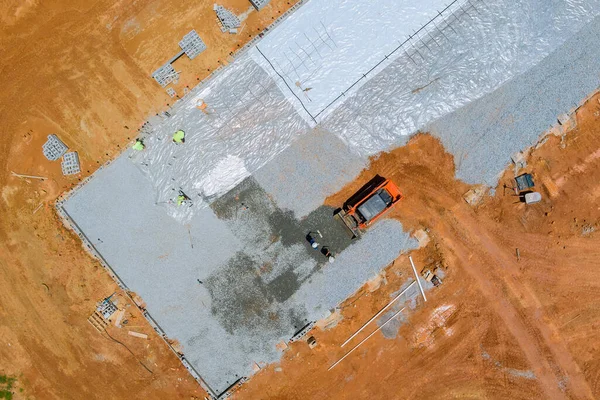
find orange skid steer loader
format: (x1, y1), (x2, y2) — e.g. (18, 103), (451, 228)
(334, 177), (403, 239)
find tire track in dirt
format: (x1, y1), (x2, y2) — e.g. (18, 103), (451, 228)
(437, 205), (594, 399)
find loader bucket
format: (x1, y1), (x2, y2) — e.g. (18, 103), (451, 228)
(334, 209), (360, 239)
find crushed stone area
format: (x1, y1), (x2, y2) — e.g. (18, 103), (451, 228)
(63, 158), (416, 395)
(253, 128), (368, 218)
(428, 14), (600, 185)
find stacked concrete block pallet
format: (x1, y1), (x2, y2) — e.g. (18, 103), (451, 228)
(214, 4), (241, 33)
(62, 152), (81, 175)
(179, 30), (207, 60)
(42, 134), (68, 161)
(249, 0), (270, 11)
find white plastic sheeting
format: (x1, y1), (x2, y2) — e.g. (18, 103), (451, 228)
(134, 0), (600, 223)
(323, 0), (600, 156)
(250, 0), (450, 124)
(133, 54), (309, 221)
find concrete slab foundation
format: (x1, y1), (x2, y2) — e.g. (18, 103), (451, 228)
(63, 154), (416, 396)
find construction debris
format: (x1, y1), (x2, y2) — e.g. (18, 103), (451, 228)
(214, 4), (241, 33)
(32, 203), (44, 214)
(423, 269), (443, 287)
(463, 186), (486, 206)
(128, 331), (148, 339)
(97, 296), (118, 319)
(42, 134), (68, 161)
(511, 151), (527, 170)
(11, 171), (47, 181)
(412, 229), (430, 247)
(61, 152), (81, 175)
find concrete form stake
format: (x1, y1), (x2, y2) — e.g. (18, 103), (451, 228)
(409, 256), (427, 302)
(32, 203), (44, 214)
(329, 307), (406, 371)
(341, 281), (416, 347)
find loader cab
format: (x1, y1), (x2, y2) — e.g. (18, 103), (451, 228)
(356, 188), (394, 224)
(335, 177), (403, 239)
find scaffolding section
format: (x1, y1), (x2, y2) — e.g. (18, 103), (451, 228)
(179, 30), (207, 60)
(152, 63), (179, 87)
(61, 152), (81, 175)
(214, 4), (241, 33)
(249, 0), (270, 11)
(42, 134), (68, 161)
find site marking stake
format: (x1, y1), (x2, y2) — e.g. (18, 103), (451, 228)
(11, 171), (47, 180)
(409, 255), (427, 302)
(341, 281), (416, 347)
(329, 307), (406, 371)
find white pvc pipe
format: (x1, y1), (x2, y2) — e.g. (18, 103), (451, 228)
(341, 281), (416, 347)
(409, 256), (427, 302)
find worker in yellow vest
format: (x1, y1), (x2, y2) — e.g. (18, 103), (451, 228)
(172, 130), (185, 144)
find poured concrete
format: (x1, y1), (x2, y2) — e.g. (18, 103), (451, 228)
(63, 154), (416, 395)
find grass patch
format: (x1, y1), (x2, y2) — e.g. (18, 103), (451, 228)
(0, 375), (16, 400)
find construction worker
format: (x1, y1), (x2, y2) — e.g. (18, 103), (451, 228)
(132, 139), (145, 151)
(172, 130), (185, 144)
(177, 190), (191, 206)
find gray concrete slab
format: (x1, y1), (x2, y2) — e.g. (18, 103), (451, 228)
(254, 128), (368, 218)
(428, 15), (600, 186)
(64, 155), (416, 396)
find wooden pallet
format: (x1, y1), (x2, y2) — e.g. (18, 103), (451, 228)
(88, 311), (108, 333)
